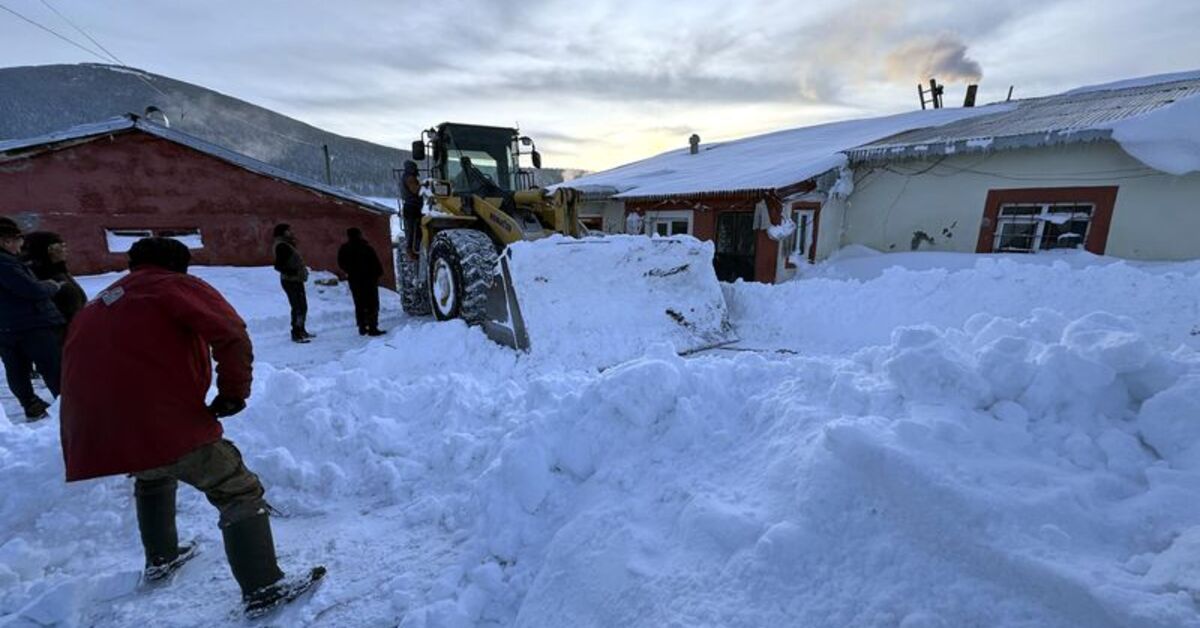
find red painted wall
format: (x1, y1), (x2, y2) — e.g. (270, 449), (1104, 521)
(0, 131), (395, 287)
(626, 193), (783, 283)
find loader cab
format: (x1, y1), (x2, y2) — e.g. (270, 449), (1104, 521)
(412, 123), (543, 196)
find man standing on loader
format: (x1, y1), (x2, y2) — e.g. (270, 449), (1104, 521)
(400, 160), (423, 260)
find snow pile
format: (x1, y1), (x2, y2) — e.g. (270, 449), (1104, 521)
(729, 250), (1200, 355)
(1109, 92), (1200, 175)
(3, 254), (1200, 626)
(405, 310), (1200, 627)
(506, 235), (731, 366)
(558, 106), (1006, 199)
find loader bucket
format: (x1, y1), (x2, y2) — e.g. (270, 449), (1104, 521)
(482, 235), (733, 365)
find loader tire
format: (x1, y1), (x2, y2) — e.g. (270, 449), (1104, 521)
(428, 229), (498, 325)
(397, 234), (431, 316)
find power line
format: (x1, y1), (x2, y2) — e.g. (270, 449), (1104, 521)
(34, 0), (174, 103)
(39, 0), (125, 65)
(4, 1), (329, 153)
(0, 2), (106, 60)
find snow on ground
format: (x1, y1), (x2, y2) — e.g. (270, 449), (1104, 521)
(3, 249), (1200, 627)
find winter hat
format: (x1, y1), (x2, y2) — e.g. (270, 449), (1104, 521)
(128, 237), (190, 273)
(346, 227), (363, 239)
(0, 217), (22, 239)
(273, 223), (291, 238)
(403, 160), (418, 175)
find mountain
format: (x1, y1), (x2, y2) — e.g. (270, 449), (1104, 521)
(0, 63), (574, 197)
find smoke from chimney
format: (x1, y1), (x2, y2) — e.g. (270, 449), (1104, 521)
(885, 34), (982, 84)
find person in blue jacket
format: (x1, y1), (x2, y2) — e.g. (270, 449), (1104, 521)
(0, 217), (64, 420)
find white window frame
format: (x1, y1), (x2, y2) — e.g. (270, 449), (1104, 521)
(105, 228), (204, 253)
(646, 210), (693, 236)
(992, 203), (1093, 253)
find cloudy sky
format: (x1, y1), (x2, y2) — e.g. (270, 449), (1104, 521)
(3, 0), (1199, 171)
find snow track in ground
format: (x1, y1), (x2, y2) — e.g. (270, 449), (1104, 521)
(3, 253), (1200, 627)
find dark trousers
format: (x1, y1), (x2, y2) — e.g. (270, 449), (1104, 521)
(135, 439), (269, 529)
(280, 279), (308, 335)
(403, 207), (422, 255)
(0, 327), (62, 410)
(349, 277), (380, 332)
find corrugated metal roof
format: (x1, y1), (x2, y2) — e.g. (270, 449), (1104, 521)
(848, 73), (1200, 162)
(0, 116), (394, 214)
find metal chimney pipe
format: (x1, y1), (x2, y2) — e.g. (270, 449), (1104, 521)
(689, 134), (700, 155)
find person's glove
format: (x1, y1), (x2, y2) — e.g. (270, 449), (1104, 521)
(207, 395), (246, 418)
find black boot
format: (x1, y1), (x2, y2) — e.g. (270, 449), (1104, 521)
(222, 513), (285, 598)
(22, 397), (50, 421)
(136, 479), (181, 577)
(291, 328), (311, 344)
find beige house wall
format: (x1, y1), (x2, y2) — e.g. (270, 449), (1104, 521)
(840, 141), (1200, 261)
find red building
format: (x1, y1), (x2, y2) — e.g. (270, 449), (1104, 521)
(0, 116), (394, 285)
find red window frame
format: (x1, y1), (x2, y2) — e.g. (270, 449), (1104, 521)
(976, 187), (1118, 254)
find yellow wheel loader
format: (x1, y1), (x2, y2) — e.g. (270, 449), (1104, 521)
(398, 122), (731, 357)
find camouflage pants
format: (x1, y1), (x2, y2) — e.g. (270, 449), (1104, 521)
(134, 439), (269, 528)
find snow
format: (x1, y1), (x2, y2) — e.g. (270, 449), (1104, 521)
(3, 251), (1200, 626)
(1107, 93), (1200, 175)
(505, 235), (732, 365)
(1065, 69), (1200, 95)
(559, 105), (1006, 199)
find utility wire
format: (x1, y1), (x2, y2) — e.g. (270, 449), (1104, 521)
(0, 2), (106, 60)
(39, 0), (124, 65)
(5, 1), (329, 152)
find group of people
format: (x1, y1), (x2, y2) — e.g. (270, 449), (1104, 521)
(0, 217), (84, 420)
(0, 217), (399, 616)
(272, 222), (388, 342)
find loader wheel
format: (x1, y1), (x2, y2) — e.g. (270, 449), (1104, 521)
(396, 233), (431, 316)
(428, 229), (498, 325)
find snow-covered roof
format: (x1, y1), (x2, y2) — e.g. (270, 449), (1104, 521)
(0, 116), (394, 214)
(847, 69), (1200, 169)
(559, 106), (1006, 200)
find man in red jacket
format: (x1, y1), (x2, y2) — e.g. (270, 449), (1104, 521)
(60, 237), (322, 617)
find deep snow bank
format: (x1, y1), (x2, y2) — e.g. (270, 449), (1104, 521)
(4, 255), (1200, 627)
(728, 251), (1200, 355)
(506, 235), (730, 366)
(410, 310), (1200, 627)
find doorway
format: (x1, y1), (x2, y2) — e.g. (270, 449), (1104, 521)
(714, 211), (756, 282)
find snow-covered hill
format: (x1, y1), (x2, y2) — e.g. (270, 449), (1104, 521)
(2, 250), (1200, 627)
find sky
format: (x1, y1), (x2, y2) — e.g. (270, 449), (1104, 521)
(2, 0), (1199, 172)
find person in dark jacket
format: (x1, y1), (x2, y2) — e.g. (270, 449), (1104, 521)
(400, 160), (423, 259)
(271, 224), (312, 343)
(337, 228), (387, 336)
(60, 237), (323, 616)
(22, 231), (87, 326)
(0, 217), (64, 420)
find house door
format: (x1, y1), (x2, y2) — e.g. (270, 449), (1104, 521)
(714, 211), (756, 282)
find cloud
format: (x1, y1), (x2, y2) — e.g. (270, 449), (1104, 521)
(884, 34), (983, 83)
(481, 67), (805, 104)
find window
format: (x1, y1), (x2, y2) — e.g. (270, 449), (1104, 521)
(646, 210), (693, 236)
(993, 203), (1093, 253)
(977, 187), (1117, 255)
(106, 228), (203, 253)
